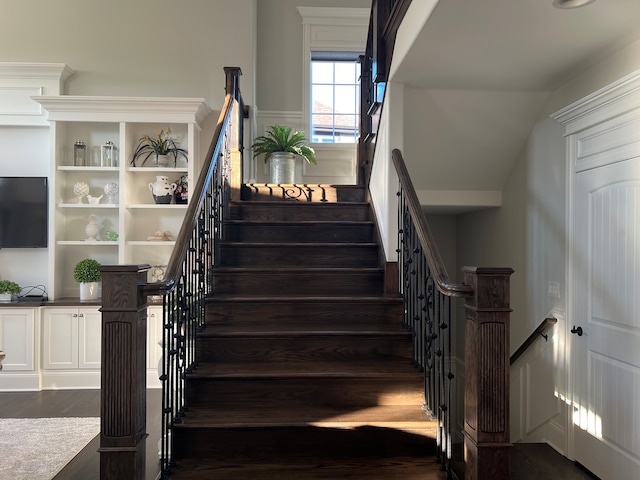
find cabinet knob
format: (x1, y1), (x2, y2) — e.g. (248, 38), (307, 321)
(79, 313), (84, 318)
(73, 314), (78, 318)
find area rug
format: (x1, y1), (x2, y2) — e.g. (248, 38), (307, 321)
(0, 417), (100, 480)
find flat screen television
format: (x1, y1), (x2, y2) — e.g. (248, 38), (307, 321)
(0, 177), (48, 248)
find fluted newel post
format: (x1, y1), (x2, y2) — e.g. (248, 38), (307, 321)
(462, 267), (514, 480)
(99, 264), (150, 479)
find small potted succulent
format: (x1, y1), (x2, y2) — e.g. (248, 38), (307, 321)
(251, 125), (316, 184)
(0, 280), (20, 302)
(73, 258), (102, 301)
(130, 128), (188, 167)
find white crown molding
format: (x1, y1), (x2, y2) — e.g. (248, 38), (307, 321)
(297, 7), (369, 26)
(0, 62), (74, 82)
(32, 96), (213, 125)
(551, 69), (640, 135)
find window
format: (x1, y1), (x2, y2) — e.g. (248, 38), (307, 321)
(311, 52), (361, 144)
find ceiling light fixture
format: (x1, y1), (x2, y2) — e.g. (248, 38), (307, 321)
(553, 0), (596, 8)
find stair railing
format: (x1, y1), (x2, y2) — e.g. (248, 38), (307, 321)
(393, 148), (514, 480)
(510, 317), (557, 366)
(99, 67), (245, 480)
(358, 0), (412, 185)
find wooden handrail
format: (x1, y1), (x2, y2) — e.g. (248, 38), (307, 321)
(393, 148), (473, 297)
(358, 0), (412, 185)
(99, 68), (244, 479)
(510, 317), (557, 365)
(141, 66), (243, 298)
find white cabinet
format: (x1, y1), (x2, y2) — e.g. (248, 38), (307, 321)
(0, 308), (36, 371)
(42, 307), (101, 370)
(147, 306), (164, 388)
(32, 96), (212, 300)
(41, 306), (102, 389)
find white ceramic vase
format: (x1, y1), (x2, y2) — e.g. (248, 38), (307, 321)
(149, 176), (177, 204)
(79, 281), (101, 301)
(0, 292), (12, 302)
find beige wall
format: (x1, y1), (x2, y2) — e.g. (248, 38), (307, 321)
(255, 0), (371, 112)
(0, 0), (256, 107)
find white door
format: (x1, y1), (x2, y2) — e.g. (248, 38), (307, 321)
(573, 158), (640, 479)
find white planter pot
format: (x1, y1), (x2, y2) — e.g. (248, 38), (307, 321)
(0, 292), (12, 302)
(270, 152), (297, 184)
(79, 282), (101, 301)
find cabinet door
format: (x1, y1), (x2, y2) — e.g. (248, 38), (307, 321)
(0, 308), (36, 371)
(147, 306), (164, 373)
(78, 307), (101, 369)
(42, 308), (79, 369)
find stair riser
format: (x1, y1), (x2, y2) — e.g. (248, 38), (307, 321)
(229, 204), (371, 222)
(213, 271), (384, 296)
(172, 425), (433, 460)
(205, 300), (403, 326)
(196, 335), (413, 363)
(186, 377), (423, 408)
(217, 245), (379, 267)
(224, 223), (375, 243)
(240, 184), (366, 202)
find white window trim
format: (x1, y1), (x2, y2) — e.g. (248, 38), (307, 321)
(297, 6), (369, 148)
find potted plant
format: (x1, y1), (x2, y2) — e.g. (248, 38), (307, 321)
(0, 280), (20, 302)
(251, 125), (316, 184)
(73, 258), (102, 301)
(130, 128), (188, 167)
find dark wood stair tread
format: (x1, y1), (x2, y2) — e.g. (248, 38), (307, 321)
(167, 457), (445, 480)
(224, 220), (374, 226)
(200, 323), (412, 336)
(208, 294), (401, 303)
(189, 361), (420, 378)
(220, 241), (378, 247)
(177, 404), (435, 430)
(214, 266), (384, 273)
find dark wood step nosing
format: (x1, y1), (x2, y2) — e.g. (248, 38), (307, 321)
(219, 242), (379, 247)
(224, 220), (374, 226)
(213, 267), (385, 273)
(206, 295), (402, 303)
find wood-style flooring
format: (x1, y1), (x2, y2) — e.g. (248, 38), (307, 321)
(0, 388), (600, 480)
(0, 389), (162, 480)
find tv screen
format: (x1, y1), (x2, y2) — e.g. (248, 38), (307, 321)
(0, 177), (48, 248)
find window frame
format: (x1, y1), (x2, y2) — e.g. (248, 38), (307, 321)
(310, 52), (361, 144)
(298, 7), (368, 149)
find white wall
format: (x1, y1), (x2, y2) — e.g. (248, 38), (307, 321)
(455, 36), (640, 450)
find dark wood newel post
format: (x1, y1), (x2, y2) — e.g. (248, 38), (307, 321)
(99, 264), (150, 479)
(224, 66), (243, 201)
(462, 266), (514, 480)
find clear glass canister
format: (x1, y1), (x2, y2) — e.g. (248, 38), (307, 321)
(101, 141), (117, 167)
(74, 141), (86, 166)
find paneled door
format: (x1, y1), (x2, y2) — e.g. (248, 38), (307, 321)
(572, 157), (640, 479)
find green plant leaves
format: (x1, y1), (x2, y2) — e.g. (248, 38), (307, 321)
(251, 125), (316, 165)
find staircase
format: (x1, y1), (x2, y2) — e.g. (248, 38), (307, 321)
(166, 185), (443, 479)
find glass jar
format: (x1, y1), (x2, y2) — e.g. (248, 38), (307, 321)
(101, 141), (116, 167)
(74, 140), (86, 166)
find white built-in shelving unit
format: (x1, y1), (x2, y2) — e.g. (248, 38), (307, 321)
(32, 96), (212, 300)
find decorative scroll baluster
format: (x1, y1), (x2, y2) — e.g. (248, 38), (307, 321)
(100, 67), (245, 480)
(394, 148), (512, 479)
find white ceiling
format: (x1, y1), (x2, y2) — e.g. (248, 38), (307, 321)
(389, 0), (640, 209)
(392, 0), (640, 91)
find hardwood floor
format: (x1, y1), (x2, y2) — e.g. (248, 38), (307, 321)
(0, 389), (162, 480)
(0, 388), (601, 479)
